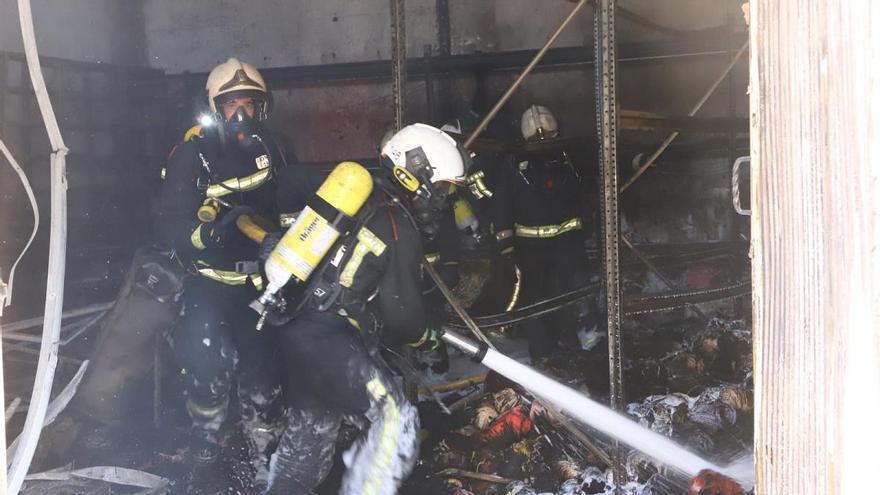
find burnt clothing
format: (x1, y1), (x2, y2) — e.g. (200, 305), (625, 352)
(153, 127), (298, 272)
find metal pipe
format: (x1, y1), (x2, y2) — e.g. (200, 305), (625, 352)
(620, 41), (749, 193)
(463, 0), (588, 148)
(390, 0), (407, 130)
(1, 302), (113, 334)
(595, 0), (626, 484)
(422, 259), (494, 348)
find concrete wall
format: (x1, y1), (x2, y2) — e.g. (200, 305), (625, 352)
(142, 0), (437, 73)
(142, 0), (732, 73)
(0, 0), (146, 66)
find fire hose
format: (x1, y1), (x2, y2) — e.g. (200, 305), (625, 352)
(236, 215), (748, 492)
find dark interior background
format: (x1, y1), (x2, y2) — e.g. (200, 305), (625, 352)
(0, 0), (750, 321)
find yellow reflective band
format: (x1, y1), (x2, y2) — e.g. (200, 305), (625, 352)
(339, 228), (387, 288)
(424, 252), (440, 264)
(467, 171), (493, 198)
(466, 170), (485, 184)
(278, 211), (300, 228)
(160, 167), (167, 180)
(190, 225), (207, 250)
(198, 268), (248, 285)
(206, 169), (271, 198)
(249, 273), (264, 291)
(408, 328), (438, 348)
(408, 329), (431, 348)
(506, 265), (522, 312)
(186, 398), (225, 419)
(346, 317), (361, 330)
(515, 217), (583, 238)
(183, 125), (203, 142)
(501, 246), (515, 256)
(362, 378), (400, 495)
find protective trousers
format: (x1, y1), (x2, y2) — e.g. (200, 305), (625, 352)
(171, 276), (284, 467)
(265, 311), (419, 495)
(516, 237), (598, 358)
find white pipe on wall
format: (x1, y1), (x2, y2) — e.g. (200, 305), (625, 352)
(5, 0), (69, 493)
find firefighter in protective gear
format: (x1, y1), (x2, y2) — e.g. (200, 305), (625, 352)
(153, 57), (314, 484)
(486, 105), (600, 359)
(264, 124), (466, 495)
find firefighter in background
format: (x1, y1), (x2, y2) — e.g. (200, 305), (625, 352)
(486, 105), (601, 359)
(263, 124), (466, 494)
(153, 58), (307, 483)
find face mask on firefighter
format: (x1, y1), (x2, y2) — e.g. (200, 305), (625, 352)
(411, 147), (454, 238)
(384, 146), (452, 240)
(214, 94), (269, 155)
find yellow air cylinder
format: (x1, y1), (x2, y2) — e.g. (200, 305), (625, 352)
(261, 161), (373, 300)
(453, 197), (479, 232)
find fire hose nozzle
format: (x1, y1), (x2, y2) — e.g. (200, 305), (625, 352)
(688, 469), (745, 495)
(439, 329), (489, 363)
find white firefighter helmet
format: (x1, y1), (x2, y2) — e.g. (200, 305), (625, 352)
(382, 123), (466, 190)
(520, 104), (559, 141)
(206, 58), (269, 116)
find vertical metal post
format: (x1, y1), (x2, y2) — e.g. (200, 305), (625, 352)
(435, 0), (451, 124)
(390, 0), (407, 131)
(425, 45), (435, 123)
(436, 0), (451, 56)
(594, 0), (625, 487)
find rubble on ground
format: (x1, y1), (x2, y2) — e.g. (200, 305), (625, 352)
(404, 315), (753, 495)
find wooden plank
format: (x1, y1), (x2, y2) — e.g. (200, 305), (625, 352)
(751, 1), (880, 493)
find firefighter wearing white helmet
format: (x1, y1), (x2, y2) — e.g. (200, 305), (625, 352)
(521, 104), (559, 141)
(382, 123), (466, 239)
(262, 124), (463, 495)
(487, 105), (602, 359)
(154, 57), (306, 490)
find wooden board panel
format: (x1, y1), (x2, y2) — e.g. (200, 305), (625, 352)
(751, 1), (880, 493)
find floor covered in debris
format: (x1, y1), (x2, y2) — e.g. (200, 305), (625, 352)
(4, 243), (752, 495)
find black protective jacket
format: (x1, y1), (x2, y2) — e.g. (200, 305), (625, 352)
(153, 126), (298, 271)
(485, 149), (586, 254)
(286, 186), (429, 348)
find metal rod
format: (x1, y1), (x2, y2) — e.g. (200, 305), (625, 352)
(463, 0), (588, 149)
(620, 41), (748, 193)
(1, 302), (113, 334)
(621, 236), (709, 320)
(423, 259), (494, 348)
(435, 468), (515, 485)
(390, 0), (407, 130)
(424, 44), (435, 123)
(153, 330), (162, 429)
(595, 0), (626, 486)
